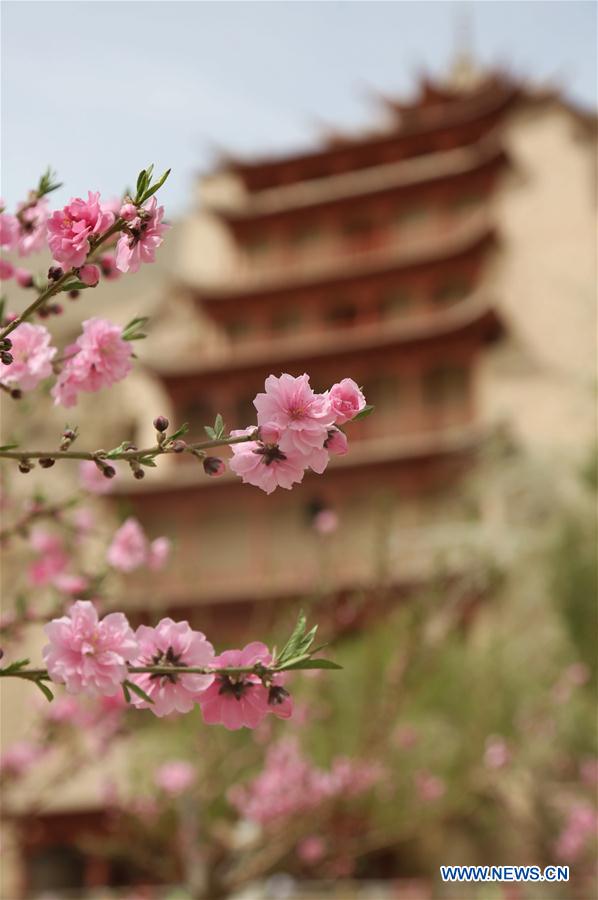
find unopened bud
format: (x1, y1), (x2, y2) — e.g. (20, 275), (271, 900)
(171, 440), (186, 453)
(133, 468), (145, 480)
(48, 266), (63, 281)
(1, 351), (13, 365)
(101, 464), (116, 479)
(10, 389), (22, 399)
(203, 456), (226, 477)
(50, 303), (63, 315)
(68, 290), (80, 300)
(0, 338), (12, 350)
(39, 457), (55, 469)
(18, 461), (33, 474)
(60, 427), (78, 450)
(153, 415), (169, 433)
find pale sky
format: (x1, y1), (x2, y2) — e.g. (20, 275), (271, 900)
(1, 1), (596, 215)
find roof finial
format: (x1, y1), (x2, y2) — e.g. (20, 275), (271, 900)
(449, 3), (479, 91)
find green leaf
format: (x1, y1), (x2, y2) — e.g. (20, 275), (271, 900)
(168, 423), (189, 443)
(123, 679), (154, 704)
(33, 679), (54, 702)
(138, 456), (157, 467)
(279, 658), (343, 671)
(140, 168), (171, 203)
(214, 413), (225, 438)
(136, 168), (147, 196)
(352, 404), (375, 421)
(122, 316), (150, 341)
(204, 426), (216, 440)
(0, 443), (20, 451)
(60, 281), (89, 293)
(0, 658), (30, 674)
(122, 682), (131, 703)
(276, 612), (319, 666)
(106, 441), (130, 459)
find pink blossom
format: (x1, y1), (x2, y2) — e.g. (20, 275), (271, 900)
(115, 197), (169, 273)
(73, 507), (95, 535)
(47, 192), (114, 268)
(128, 618), (215, 717)
(107, 518), (148, 572)
(79, 264), (100, 286)
(43, 600), (138, 696)
(0, 323), (56, 392)
(148, 537), (171, 571)
(228, 738), (378, 825)
(297, 836), (326, 864)
(79, 460), (117, 494)
(229, 427), (308, 494)
(51, 317), (133, 407)
(484, 735), (511, 770)
(53, 573), (89, 595)
(414, 770), (446, 803)
(155, 760), (195, 795)
(254, 374), (335, 456)
(0, 210), (19, 249)
(28, 528), (68, 586)
(15, 199), (49, 256)
(327, 378), (366, 424)
(0, 323), (56, 393)
(199, 642), (291, 730)
(0, 259), (14, 280)
(0, 740), (43, 778)
(99, 253), (120, 280)
(313, 509), (338, 535)
(555, 803), (598, 861)
(106, 518), (170, 573)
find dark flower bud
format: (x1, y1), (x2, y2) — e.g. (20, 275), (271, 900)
(268, 685), (290, 707)
(102, 464), (116, 479)
(133, 468), (145, 480)
(39, 457), (55, 469)
(0, 338), (12, 351)
(18, 461), (32, 474)
(153, 415), (169, 433)
(68, 290), (80, 300)
(38, 307), (50, 319)
(1, 351), (13, 365)
(50, 304), (63, 315)
(10, 389), (22, 399)
(48, 266), (63, 281)
(203, 456), (226, 477)
(171, 440), (186, 453)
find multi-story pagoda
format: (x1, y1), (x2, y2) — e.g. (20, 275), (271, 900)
(114, 67), (531, 630)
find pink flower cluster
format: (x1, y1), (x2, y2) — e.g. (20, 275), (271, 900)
(0, 740), (45, 779)
(154, 760), (196, 795)
(228, 737), (381, 826)
(229, 374), (364, 493)
(0, 323), (56, 392)
(43, 605), (295, 728)
(28, 528), (88, 595)
(51, 317), (133, 407)
(47, 192), (114, 268)
(106, 518), (170, 573)
(555, 803), (598, 861)
(115, 197), (169, 273)
(1, 197), (49, 257)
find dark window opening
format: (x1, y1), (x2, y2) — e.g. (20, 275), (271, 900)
(325, 303), (357, 328)
(423, 365), (469, 406)
(432, 279), (471, 305)
(381, 289), (412, 318)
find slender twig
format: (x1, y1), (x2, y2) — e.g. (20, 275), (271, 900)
(0, 662), (287, 682)
(0, 432), (254, 465)
(0, 498), (77, 542)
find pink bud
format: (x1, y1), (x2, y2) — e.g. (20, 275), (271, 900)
(324, 428), (348, 456)
(119, 203), (138, 221)
(79, 265), (100, 287)
(203, 457), (226, 477)
(0, 259), (14, 281)
(14, 268), (33, 288)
